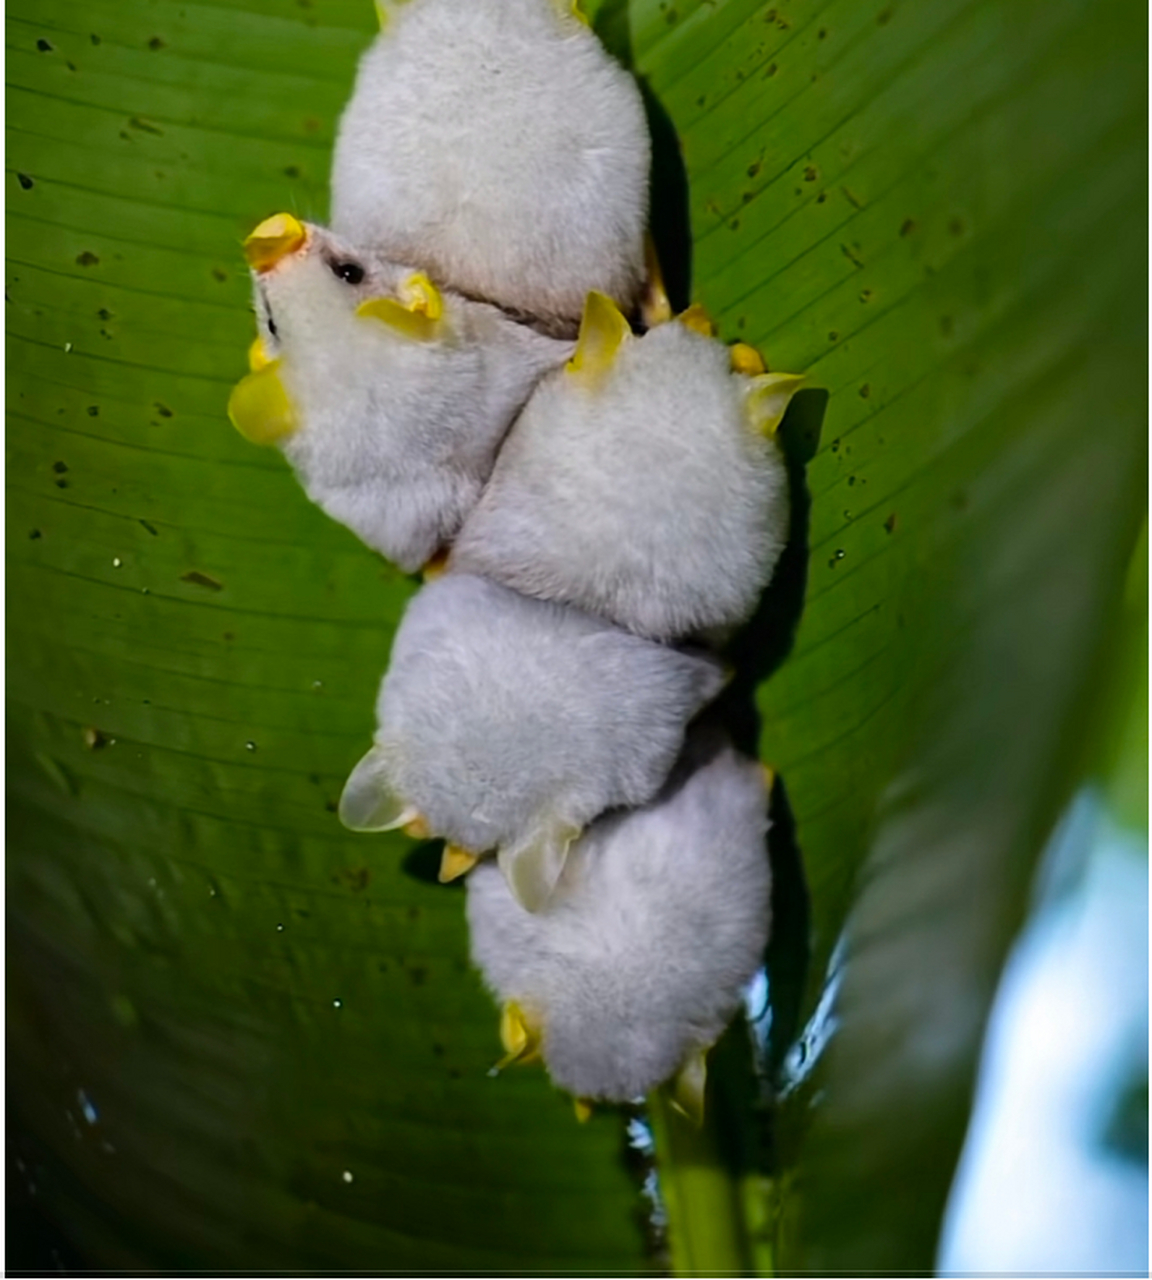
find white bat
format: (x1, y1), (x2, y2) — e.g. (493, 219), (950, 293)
(339, 573), (726, 911)
(227, 215), (571, 572)
(330, 0), (650, 327)
(467, 732), (772, 1109)
(451, 292), (803, 639)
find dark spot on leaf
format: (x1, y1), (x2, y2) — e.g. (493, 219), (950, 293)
(211, 268), (227, 282)
(828, 331), (839, 342)
(949, 215), (965, 235)
(90, 33), (101, 44)
(222, 632), (234, 642)
(803, 166), (817, 182)
(147, 35), (166, 49)
(729, 218), (740, 230)
(154, 402), (173, 417)
(765, 9), (776, 19)
(17, 174), (33, 190)
(738, 316), (746, 329)
(283, 164), (301, 178)
(181, 570), (223, 591)
(847, 476), (856, 486)
(818, 27), (827, 38)
(408, 967), (428, 986)
(940, 315), (954, 336)
(96, 308), (113, 323)
(66, 61), (76, 71)
(139, 519), (158, 536)
(407, 906), (420, 921)
(665, 8), (678, 23)
(747, 160), (761, 178)
(85, 405), (99, 417)
(830, 439), (840, 453)
(764, 62), (777, 77)
(119, 131), (131, 141)
(842, 186), (863, 208)
(859, 384), (871, 399)
(884, 513), (898, 533)
(900, 217), (916, 236)
(36, 38), (54, 52)
(448, 1068), (461, 1080)
(52, 461), (68, 474)
(742, 190), (754, 204)
(432, 1043), (445, 1057)
(303, 117), (320, 133)
(55, 478), (68, 489)
(841, 244), (864, 268)
(817, 191), (827, 203)
(128, 116), (163, 135)
(859, 288), (873, 303)
(29, 529), (41, 540)
(76, 251), (99, 267)
(877, 7), (892, 23)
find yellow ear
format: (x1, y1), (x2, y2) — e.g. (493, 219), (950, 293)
(729, 342), (766, 375)
(640, 233), (673, 328)
(676, 303), (714, 338)
(338, 744), (418, 832)
(243, 213), (306, 272)
(398, 271), (443, 320)
(668, 1046), (709, 1126)
(227, 362), (297, 446)
(438, 844), (479, 883)
(356, 297), (440, 342)
(247, 336), (273, 372)
(744, 372), (806, 437)
(567, 291), (631, 381)
(495, 1001), (542, 1070)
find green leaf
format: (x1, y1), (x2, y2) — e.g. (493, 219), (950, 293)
(7, 0), (1146, 1274)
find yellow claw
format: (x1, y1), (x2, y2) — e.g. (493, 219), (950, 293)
(551, 0), (590, 25)
(357, 296), (440, 342)
(243, 213), (307, 273)
(248, 336), (273, 373)
(761, 763), (777, 792)
(669, 1046), (708, 1127)
(567, 291), (631, 382)
(438, 844), (479, 883)
(227, 362), (297, 446)
(573, 1098), (594, 1123)
(730, 342), (766, 376)
(495, 1001), (542, 1070)
(677, 303), (715, 338)
(744, 372), (806, 437)
(640, 233), (673, 328)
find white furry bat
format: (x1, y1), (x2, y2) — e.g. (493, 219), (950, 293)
(450, 294), (803, 639)
(467, 732), (772, 1107)
(227, 215), (571, 572)
(330, 0), (650, 326)
(339, 573), (725, 911)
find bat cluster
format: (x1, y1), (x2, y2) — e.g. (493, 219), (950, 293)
(228, 0), (802, 1119)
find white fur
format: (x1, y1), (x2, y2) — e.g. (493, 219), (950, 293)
(357, 573), (725, 862)
(330, 0), (649, 324)
(252, 223), (570, 571)
(451, 321), (791, 639)
(467, 733), (772, 1100)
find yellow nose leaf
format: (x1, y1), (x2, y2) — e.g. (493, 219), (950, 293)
(356, 297), (440, 342)
(495, 1001), (542, 1070)
(438, 844), (479, 883)
(247, 336), (273, 372)
(243, 213), (307, 272)
(567, 291), (631, 381)
(399, 272), (443, 320)
(227, 362), (297, 446)
(729, 342), (766, 376)
(677, 303), (715, 338)
(744, 372), (806, 437)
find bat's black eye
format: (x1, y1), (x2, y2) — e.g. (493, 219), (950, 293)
(331, 260), (365, 285)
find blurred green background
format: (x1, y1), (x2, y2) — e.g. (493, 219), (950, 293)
(7, 0), (1146, 1272)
